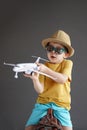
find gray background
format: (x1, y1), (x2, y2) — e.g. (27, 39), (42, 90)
(0, 0), (87, 130)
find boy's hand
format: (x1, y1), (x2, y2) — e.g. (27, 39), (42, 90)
(36, 63), (47, 73)
(23, 72), (39, 80)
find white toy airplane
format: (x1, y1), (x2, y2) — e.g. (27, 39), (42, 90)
(4, 56), (55, 80)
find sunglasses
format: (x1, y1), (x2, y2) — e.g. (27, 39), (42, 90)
(45, 45), (67, 54)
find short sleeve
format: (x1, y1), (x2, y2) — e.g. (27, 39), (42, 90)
(61, 60), (73, 82)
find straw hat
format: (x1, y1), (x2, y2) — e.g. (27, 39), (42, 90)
(42, 30), (74, 57)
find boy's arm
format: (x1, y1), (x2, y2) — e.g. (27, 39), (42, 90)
(43, 67), (68, 84)
(32, 77), (44, 94)
(24, 73), (44, 94)
(37, 61), (73, 84)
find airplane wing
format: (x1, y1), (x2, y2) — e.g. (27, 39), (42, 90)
(4, 62), (16, 67)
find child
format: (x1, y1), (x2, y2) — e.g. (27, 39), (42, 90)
(24, 30), (74, 130)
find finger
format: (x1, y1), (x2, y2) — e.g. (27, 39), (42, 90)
(35, 62), (41, 66)
(30, 71), (33, 76)
(23, 73), (31, 78)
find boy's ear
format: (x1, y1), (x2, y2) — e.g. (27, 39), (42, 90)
(64, 53), (70, 58)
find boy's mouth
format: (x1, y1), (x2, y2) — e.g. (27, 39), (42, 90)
(50, 55), (56, 59)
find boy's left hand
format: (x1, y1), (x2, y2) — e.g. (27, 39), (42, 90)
(23, 72), (39, 80)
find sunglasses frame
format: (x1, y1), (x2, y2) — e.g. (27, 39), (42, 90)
(45, 44), (67, 55)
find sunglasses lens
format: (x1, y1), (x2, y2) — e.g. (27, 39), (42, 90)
(46, 45), (53, 52)
(57, 48), (65, 54)
(46, 45), (66, 54)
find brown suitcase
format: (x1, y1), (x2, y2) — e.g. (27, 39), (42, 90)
(35, 108), (62, 130)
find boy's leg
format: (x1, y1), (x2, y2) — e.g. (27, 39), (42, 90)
(25, 125), (36, 130)
(25, 125), (73, 130)
(62, 126), (73, 130)
(53, 106), (72, 129)
(25, 103), (48, 128)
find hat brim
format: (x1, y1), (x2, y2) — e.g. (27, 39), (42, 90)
(42, 38), (74, 57)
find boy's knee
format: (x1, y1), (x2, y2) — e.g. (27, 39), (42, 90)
(25, 125), (36, 130)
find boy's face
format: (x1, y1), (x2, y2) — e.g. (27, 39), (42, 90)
(46, 42), (69, 64)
